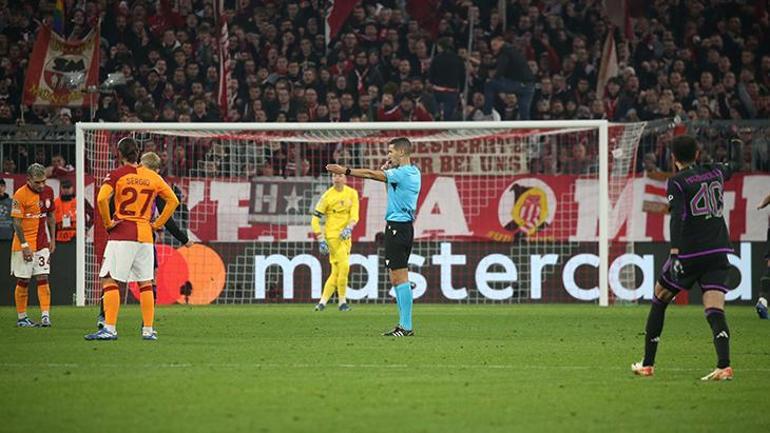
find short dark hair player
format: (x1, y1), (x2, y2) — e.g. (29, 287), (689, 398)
(632, 135), (740, 381)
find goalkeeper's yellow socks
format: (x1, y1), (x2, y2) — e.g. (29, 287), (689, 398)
(320, 281), (336, 305)
(15, 280), (29, 319)
(394, 282), (413, 331)
(37, 278), (50, 318)
(102, 284), (120, 333)
(139, 284), (155, 333)
(337, 280), (347, 305)
(336, 263), (349, 305)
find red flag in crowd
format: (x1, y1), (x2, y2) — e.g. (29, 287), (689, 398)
(596, 29), (618, 100)
(325, 0), (358, 45)
(23, 23), (100, 107)
(216, 0), (232, 121)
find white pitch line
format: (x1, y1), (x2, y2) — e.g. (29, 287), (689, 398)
(1, 362), (769, 373)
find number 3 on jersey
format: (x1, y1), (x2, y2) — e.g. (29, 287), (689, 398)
(690, 181), (723, 218)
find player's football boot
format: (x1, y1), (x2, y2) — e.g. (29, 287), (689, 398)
(314, 303), (325, 311)
(84, 328), (118, 341)
(700, 367), (733, 381)
(631, 362), (654, 377)
(16, 317), (38, 328)
(96, 315), (106, 329)
(40, 315), (51, 327)
(756, 298), (768, 319)
(142, 330), (158, 341)
(339, 303), (351, 312)
(383, 325), (414, 337)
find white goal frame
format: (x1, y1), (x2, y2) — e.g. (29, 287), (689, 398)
(75, 120), (611, 307)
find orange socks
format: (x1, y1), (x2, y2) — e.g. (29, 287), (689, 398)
(102, 284), (120, 332)
(37, 278), (50, 316)
(15, 280), (29, 319)
(139, 284), (154, 329)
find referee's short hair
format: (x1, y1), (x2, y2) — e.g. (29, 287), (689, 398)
(389, 137), (412, 155)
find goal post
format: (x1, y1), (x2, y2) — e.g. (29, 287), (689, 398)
(76, 120), (641, 307)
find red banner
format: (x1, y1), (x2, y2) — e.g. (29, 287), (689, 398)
(23, 23), (100, 107)
(164, 174), (770, 244)
(5, 173), (765, 245)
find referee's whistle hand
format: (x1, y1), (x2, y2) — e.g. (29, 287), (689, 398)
(326, 164), (345, 174)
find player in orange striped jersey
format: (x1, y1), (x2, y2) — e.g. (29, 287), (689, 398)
(85, 138), (179, 341)
(95, 151), (193, 330)
(11, 163), (56, 327)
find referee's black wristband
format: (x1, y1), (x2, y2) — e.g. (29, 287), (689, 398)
(345, 167), (351, 175)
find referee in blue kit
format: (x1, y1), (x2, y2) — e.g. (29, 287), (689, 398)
(326, 137), (421, 336)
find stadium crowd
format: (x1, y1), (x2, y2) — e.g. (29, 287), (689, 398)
(0, 0), (768, 175)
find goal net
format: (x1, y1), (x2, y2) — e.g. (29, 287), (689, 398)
(75, 121), (645, 306)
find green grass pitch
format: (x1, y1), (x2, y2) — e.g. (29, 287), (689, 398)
(0, 304), (767, 433)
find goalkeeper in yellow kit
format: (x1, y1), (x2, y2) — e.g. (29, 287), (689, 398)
(311, 172), (359, 311)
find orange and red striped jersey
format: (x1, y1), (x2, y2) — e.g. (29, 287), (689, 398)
(99, 165), (178, 244)
(11, 184), (55, 252)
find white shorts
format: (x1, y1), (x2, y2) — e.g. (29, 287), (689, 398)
(99, 241), (154, 283)
(11, 248), (50, 279)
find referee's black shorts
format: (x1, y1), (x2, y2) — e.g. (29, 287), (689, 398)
(384, 221), (413, 270)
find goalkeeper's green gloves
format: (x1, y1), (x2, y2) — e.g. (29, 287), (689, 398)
(340, 226), (353, 240)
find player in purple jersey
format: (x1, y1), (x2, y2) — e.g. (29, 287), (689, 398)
(632, 135), (741, 381)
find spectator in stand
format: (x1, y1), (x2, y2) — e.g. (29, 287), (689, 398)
(191, 97), (217, 122)
(737, 127), (770, 172)
(3, 159), (16, 175)
(46, 154), (75, 179)
(172, 145), (191, 176)
(562, 142), (596, 175)
(348, 49), (383, 98)
(327, 96), (344, 122)
(500, 93), (519, 121)
(643, 153), (662, 174)
(481, 36), (536, 120)
(377, 94), (432, 122)
(409, 77), (436, 119)
(429, 37), (465, 121)
(55, 108), (73, 126)
(0, 178), (13, 241)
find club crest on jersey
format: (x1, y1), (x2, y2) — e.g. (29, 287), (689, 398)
(497, 178), (557, 240)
